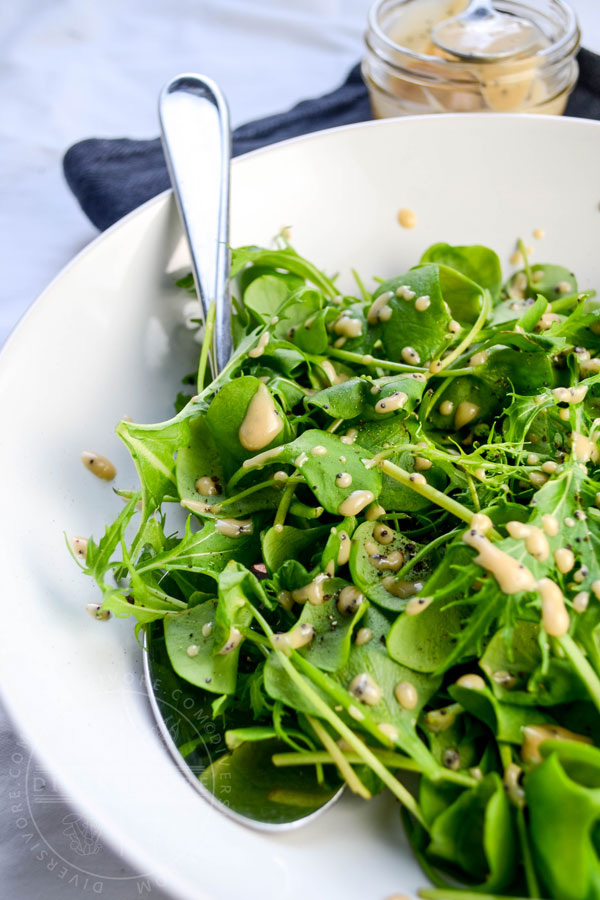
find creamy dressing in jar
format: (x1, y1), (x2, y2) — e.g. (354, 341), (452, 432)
(363, 0), (579, 119)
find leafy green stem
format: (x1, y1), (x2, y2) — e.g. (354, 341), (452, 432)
(327, 347), (426, 374)
(436, 289), (492, 373)
(516, 806), (541, 898)
(558, 634), (600, 714)
(380, 459), (493, 532)
(274, 479), (298, 527)
(272, 749), (475, 786)
(305, 715), (371, 798)
(518, 238), (533, 287)
(197, 299), (217, 391)
(395, 529), (458, 581)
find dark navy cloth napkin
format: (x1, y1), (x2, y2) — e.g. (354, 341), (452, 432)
(64, 52), (600, 233)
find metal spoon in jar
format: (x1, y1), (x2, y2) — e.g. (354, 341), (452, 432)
(145, 73), (343, 830)
(431, 0), (543, 61)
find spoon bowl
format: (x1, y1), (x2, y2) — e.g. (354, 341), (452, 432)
(431, 0), (543, 61)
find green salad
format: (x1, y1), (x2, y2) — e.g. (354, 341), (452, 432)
(73, 236), (600, 900)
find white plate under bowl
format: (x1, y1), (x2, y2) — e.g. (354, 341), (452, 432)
(1, 114), (600, 900)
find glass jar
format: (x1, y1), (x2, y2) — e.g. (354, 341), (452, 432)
(363, 0), (580, 117)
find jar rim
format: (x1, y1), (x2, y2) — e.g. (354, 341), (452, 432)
(367, 0), (580, 70)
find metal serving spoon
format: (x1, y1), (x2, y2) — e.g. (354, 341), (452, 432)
(159, 73), (231, 375)
(431, 0), (542, 61)
(144, 73), (343, 829)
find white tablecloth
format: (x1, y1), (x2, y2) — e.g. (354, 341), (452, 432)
(1, 1), (599, 897)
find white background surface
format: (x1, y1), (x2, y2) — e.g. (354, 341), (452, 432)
(1, 2), (599, 898)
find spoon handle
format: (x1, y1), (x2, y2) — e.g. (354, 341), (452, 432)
(159, 74), (231, 375)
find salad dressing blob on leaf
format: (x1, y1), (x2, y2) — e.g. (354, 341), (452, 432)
(238, 382), (283, 451)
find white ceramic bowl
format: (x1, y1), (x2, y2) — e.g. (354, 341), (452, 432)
(2, 114), (600, 900)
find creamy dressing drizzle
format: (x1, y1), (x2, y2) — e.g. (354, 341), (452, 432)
(538, 312), (561, 331)
(396, 285), (416, 300)
(218, 626), (243, 655)
(572, 431), (599, 463)
(529, 472), (548, 487)
(375, 391), (408, 414)
(554, 547), (575, 573)
(368, 547), (404, 572)
(394, 681), (418, 710)
(581, 358), (600, 374)
(415, 295), (431, 312)
(242, 446), (282, 469)
(415, 455), (432, 471)
(378, 723), (399, 742)
(310, 445), (327, 457)
(248, 332), (270, 358)
(271, 623), (315, 653)
(426, 703), (461, 733)
(506, 521), (550, 562)
(292, 573), (330, 605)
(383, 577), (422, 598)
(320, 360), (347, 385)
(541, 514), (559, 536)
(337, 585), (365, 615)
(504, 763), (525, 806)
(277, 590), (294, 611)
(401, 346), (421, 365)
(397, 208), (417, 229)
(367, 292), (394, 324)
(365, 502), (385, 521)
(81, 451), (116, 481)
(338, 490), (375, 516)
(336, 531), (351, 566)
(355, 627), (373, 646)
(454, 401), (479, 430)
(70, 536), (88, 560)
(471, 513), (492, 535)
(340, 428), (358, 445)
(349, 672), (382, 706)
(215, 518), (253, 537)
(335, 472), (353, 488)
(553, 385), (588, 404)
(521, 724), (591, 764)
(405, 595), (433, 615)
(462, 528), (536, 594)
(455, 673), (486, 691)
(85, 602), (111, 621)
(195, 476), (219, 497)
(181, 497), (220, 515)
(374, 523), (394, 545)
(238, 383), (283, 451)
(333, 314), (363, 338)
(539, 577), (570, 636)
(469, 350), (489, 367)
